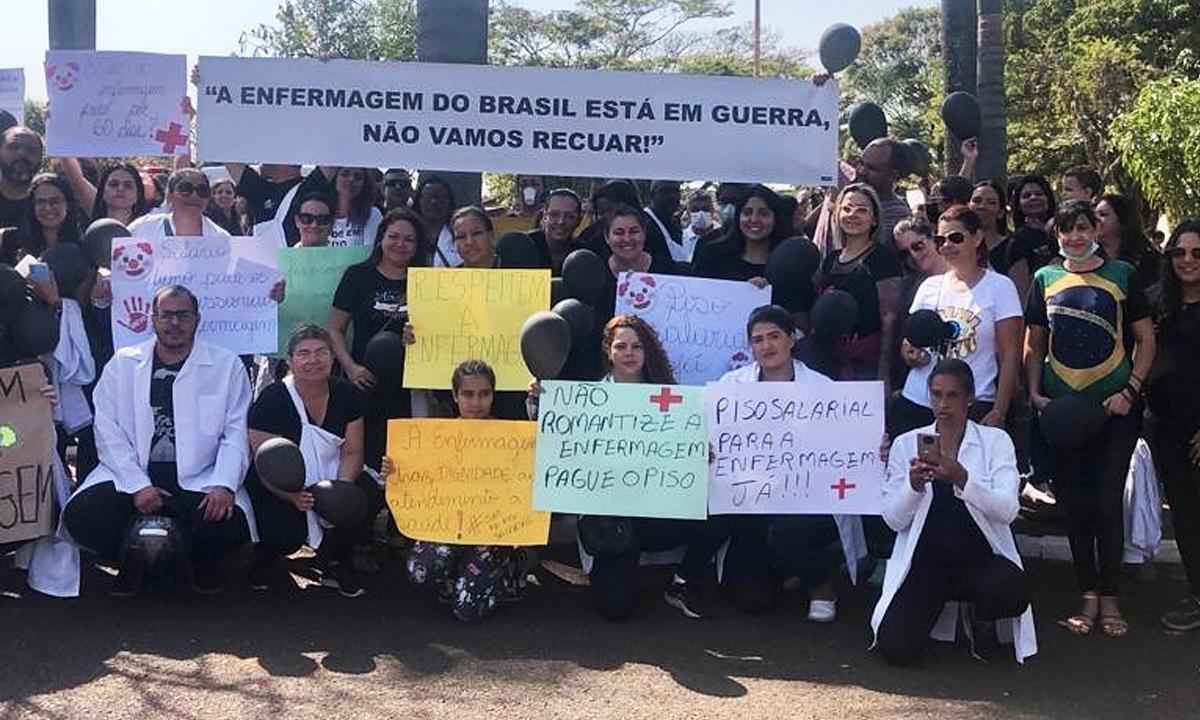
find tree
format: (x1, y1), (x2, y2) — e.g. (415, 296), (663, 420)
(1111, 78), (1200, 221)
(941, 0), (976, 172)
(240, 0), (417, 61)
(657, 23), (811, 78)
(975, 0), (1007, 182)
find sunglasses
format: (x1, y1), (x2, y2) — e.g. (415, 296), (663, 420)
(173, 181), (211, 198)
(934, 231), (967, 248)
(297, 212), (333, 227)
(1167, 247), (1200, 260)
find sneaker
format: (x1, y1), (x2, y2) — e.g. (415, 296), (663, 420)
(321, 562), (365, 598)
(1162, 596), (1200, 632)
(664, 579), (708, 619)
(192, 565), (225, 595)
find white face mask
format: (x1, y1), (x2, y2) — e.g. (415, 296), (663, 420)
(691, 211), (711, 230)
(1059, 240), (1100, 261)
(522, 187), (539, 206)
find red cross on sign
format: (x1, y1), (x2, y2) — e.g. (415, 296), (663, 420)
(648, 387), (683, 412)
(154, 122), (188, 154)
(831, 477), (856, 500)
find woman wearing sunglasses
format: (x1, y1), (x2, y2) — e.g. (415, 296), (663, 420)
(1025, 200), (1155, 639)
(1148, 220), (1200, 633)
(290, 192), (337, 247)
(890, 217), (947, 393)
(892, 206), (1023, 438)
(128, 168), (230, 238)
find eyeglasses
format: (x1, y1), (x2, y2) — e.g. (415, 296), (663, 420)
(934, 232), (967, 248)
(292, 347), (332, 361)
(173, 181), (211, 199)
(1167, 247), (1200, 260)
(297, 213), (333, 227)
(153, 309), (196, 323)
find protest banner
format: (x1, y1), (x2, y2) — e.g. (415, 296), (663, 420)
(197, 56), (839, 184)
(276, 245), (370, 354)
(533, 381), (708, 520)
(615, 272), (770, 385)
(706, 380), (885, 516)
(44, 51), (187, 158)
(385, 419), (548, 546)
(0, 363), (57, 545)
(110, 236), (280, 355)
(0, 69), (24, 125)
(404, 268), (550, 391)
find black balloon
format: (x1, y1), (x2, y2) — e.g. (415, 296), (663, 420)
(11, 301), (60, 357)
(561, 249), (606, 305)
(119, 514), (185, 588)
(255, 437), (306, 493)
(810, 290), (858, 341)
(552, 298), (595, 340)
(363, 329), (405, 380)
(848, 102), (888, 149)
(520, 310), (572, 379)
(941, 91), (982, 140)
(1039, 394), (1107, 449)
(818, 23), (862, 74)
(904, 309), (953, 349)
(43, 242), (91, 298)
(83, 218), (131, 269)
(902, 139), (931, 176)
(312, 479), (368, 528)
(766, 237), (820, 287)
(496, 232), (542, 269)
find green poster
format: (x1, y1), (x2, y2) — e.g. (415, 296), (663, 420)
(533, 380), (709, 520)
(276, 246), (370, 354)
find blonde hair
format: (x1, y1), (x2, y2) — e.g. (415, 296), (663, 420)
(830, 183), (885, 249)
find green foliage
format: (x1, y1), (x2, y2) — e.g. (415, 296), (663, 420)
(240, 0), (417, 61)
(23, 100), (45, 137)
(1111, 78), (1200, 220)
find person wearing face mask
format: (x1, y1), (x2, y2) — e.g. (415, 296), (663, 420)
(678, 190), (718, 265)
(128, 169), (231, 238)
(244, 325), (374, 597)
(1025, 200), (1155, 639)
(527, 188), (583, 275)
(1005, 175), (1058, 305)
(0, 126), (44, 229)
(492, 174), (545, 237)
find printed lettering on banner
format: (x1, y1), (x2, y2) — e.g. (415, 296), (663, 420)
(276, 246), (370, 354)
(403, 268), (550, 391)
(385, 419), (548, 546)
(533, 381), (708, 520)
(198, 56), (839, 184)
(0, 363), (57, 545)
(615, 272), (770, 385)
(44, 51), (188, 158)
(110, 236), (280, 354)
(0, 69), (24, 125)
(706, 381), (885, 515)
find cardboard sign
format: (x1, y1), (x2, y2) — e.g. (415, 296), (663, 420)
(0, 69), (24, 125)
(276, 245), (370, 353)
(385, 419), (548, 546)
(198, 56), (840, 184)
(110, 236), (280, 355)
(533, 381), (708, 519)
(0, 363), (57, 545)
(706, 380), (885, 515)
(615, 272), (771, 385)
(403, 268), (550, 391)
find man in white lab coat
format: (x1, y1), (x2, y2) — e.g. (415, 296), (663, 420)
(63, 285), (255, 594)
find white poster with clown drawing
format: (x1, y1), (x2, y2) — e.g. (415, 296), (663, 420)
(110, 236), (280, 355)
(615, 272), (771, 386)
(44, 51), (188, 158)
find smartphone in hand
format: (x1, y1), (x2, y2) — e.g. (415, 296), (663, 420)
(917, 432), (941, 464)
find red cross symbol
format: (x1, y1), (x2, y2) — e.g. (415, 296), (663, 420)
(831, 477), (856, 500)
(648, 387), (683, 412)
(154, 122), (188, 154)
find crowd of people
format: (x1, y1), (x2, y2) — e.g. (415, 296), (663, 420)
(2, 88), (1199, 668)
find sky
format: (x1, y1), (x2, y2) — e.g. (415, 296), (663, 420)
(2, 0), (936, 101)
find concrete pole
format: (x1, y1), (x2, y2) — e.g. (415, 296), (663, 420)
(48, 0), (97, 50)
(417, 0), (488, 207)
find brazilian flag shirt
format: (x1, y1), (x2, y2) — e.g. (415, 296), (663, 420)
(1025, 259), (1150, 402)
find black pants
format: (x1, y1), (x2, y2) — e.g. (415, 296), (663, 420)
(1151, 424), (1200, 597)
(64, 482), (250, 571)
(876, 533), (1029, 666)
(1052, 405), (1141, 596)
(248, 470), (383, 566)
(363, 385), (412, 471)
(589, 516), (730, 620)
(721, 514), (845, 614)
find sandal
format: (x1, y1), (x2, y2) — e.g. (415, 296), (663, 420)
(1099, 596), (1129, 638)
(1060, 592), (1099, 636)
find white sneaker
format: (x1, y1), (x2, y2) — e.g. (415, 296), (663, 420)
(808, 598), (837, 623)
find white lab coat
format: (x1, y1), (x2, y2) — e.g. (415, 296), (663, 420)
(128, 212), (232, 238)
(716, 360), (869, 583)
(68, 338), (258, 542)
(1123, 438), (1162, 563)
(280, 376), (345, 549)
(872, 422), (1037, 664)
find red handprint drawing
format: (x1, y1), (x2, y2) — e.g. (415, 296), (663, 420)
(118, 297), (151, 334)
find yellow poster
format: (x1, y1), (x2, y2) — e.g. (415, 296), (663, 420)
(385, 419), (549, 546)
(403, 268), (550, 391)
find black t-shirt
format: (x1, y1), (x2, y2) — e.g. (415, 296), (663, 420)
(249, 377), (365, 443)
(0, 193), (28, 232)
(988, 236), (1012, 276)
(921, 478), (992, 565)
(148, 355), (185, 493)
(332, 262), (408, 363)
(818, 243), (902, 337)
(692, 238), (816, 313)
(236, 166), (303, 224)
(1148, 301), (1200, 433)
(1007, 226), (1056, 276)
